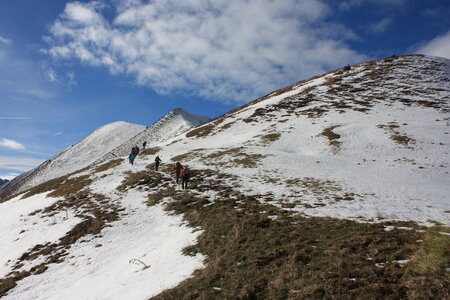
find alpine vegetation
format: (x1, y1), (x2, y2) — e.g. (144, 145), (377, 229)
(0, 55), (449, 299)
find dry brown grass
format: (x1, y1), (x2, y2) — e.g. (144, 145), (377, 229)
(148, 168), (447, 299)
(185, 124), (215, 138)
(378, 123), (416, 147)
(116, 171), (163, 191)
(94, 159), (122, 173)
(170, 148), (205, 162)
(141, 147), (161, 156)
(260, 133), (281, 144)
(2, 182), (121, 297)
(204, 148), (266, 168)
(320, 125), (342, 154)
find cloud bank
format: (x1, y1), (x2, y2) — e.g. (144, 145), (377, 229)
(418, 30), (450, 59)
(46, 0), (366, 102)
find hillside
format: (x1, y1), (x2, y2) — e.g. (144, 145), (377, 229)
(97, 108), (210, 163)
(0, 55), (449, 299)
(0, 122), (145, 198)
(0, 178), (8, 187)
(0, 109), (209, 199)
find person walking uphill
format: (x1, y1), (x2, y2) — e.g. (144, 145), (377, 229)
(129, 146), (140, 166)
(154, 156), (162, 171)
(132, 146), (140, 156)
(172, 162), (183, 184)
(181, 166), (191, 189)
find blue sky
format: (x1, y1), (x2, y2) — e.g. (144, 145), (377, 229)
(1, 0), (449, 180)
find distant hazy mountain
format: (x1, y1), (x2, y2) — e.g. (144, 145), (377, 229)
(0, 178), (9, 187)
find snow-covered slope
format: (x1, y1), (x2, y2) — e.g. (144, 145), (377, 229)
(0, 178), (8, 187)
(97, 108), (210, 162)
(0, 55), (449, 299)
(159, 54), (449, 226)
(0, 121), (145, 197)
(0, 109), (209, 199)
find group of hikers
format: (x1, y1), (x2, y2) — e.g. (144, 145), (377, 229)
(171, 161), (191, 190)
(128, 146), (140, 165)
(128, 142), (191, 189)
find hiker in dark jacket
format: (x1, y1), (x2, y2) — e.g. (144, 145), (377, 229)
(181, 166), (191, 189)
(154, 156), (162, 171)
(129, 152), (136, 165)
(143, 141), (147, 149)
(172, 162), (183, 184)
(132, 146), (140, 156)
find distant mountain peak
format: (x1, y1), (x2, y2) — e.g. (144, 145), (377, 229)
(0, 122), (146, 198)
(170, 107), (184, 114)
(97, 108), (210, 162)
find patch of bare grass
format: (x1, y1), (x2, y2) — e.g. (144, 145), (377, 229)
(260, 133), (281, 145)
(117, 171), (164, 191)
(22, 175), (69, 198)
(402, 226), (450, 299)
(391, 134), (415, 146)
(94, 159), (122, 173)
(2, 187), (121, 297)
(22, 172), (92, 199)
(149, 169), (446, 299)
(378, 123), (416, 147)
(405, 226), (450, 275)
(170, 148), (205, 163)
(185, 124), (215, 138)
(320, 125), (342, 154)
(205, 148), (266, 168)
(141, 147), (161, 156)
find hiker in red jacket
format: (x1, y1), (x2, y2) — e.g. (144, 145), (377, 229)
(172, 162), (183, 184)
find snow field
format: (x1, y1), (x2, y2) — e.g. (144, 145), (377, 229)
(3, 160), (204, 300)
(0, 193), (82, 278)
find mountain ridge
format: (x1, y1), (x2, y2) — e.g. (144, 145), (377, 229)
(0, 109), (210, 199)
(96, 108), (210, 163)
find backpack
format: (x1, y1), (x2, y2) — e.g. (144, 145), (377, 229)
(183, 167), (190, 176)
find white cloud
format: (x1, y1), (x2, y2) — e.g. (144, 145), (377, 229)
(0, 36), (12, 45)
(47, 67), (58, 82)
(46, 0), (366, 102)
(0, 156), (44, 172)
(0, 173), (20, 180)
(0, 138), (25, 150)
(417, 30), (450, 59)
(52, 131), (63, 137)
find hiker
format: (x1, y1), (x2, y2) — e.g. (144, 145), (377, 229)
(132, 146), (140, 156)
(129, 152), (136, 165)
(181, 166), (191, 189)
(172, 162), (183, 184)
(154, 156), (162, 171)
(143, 141), (147, 149)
